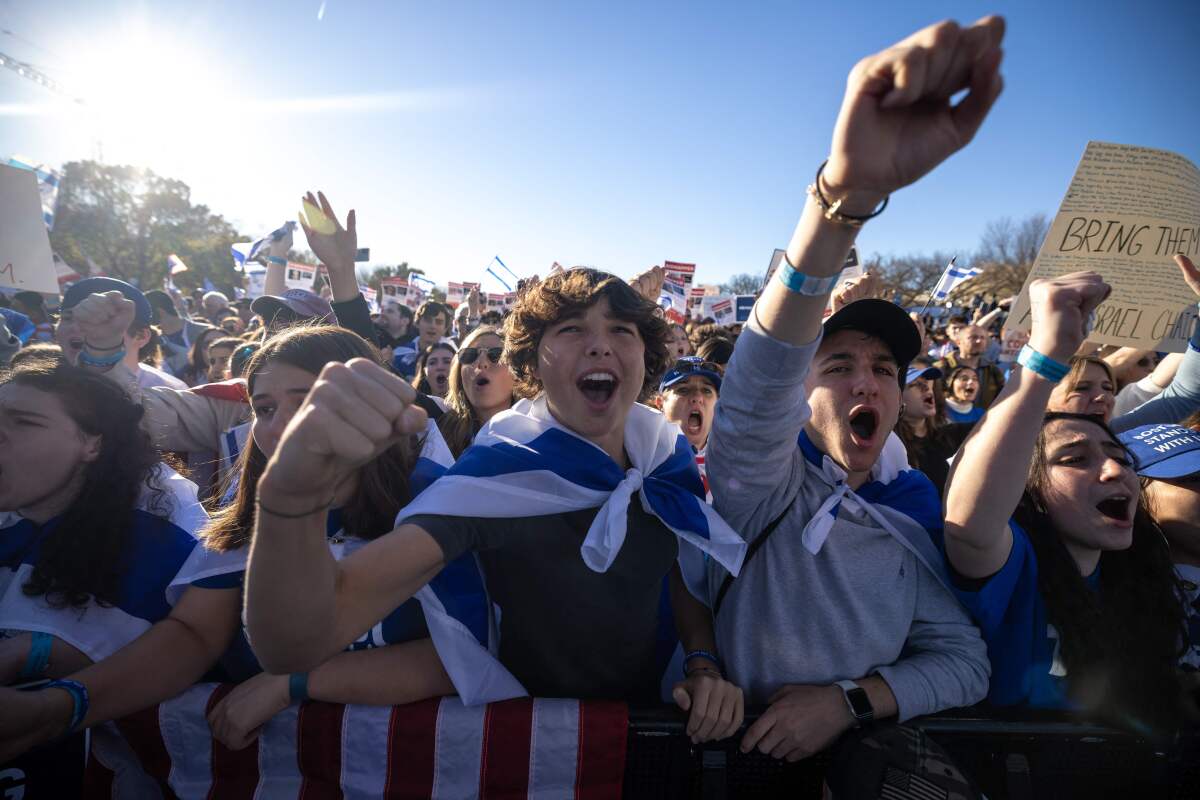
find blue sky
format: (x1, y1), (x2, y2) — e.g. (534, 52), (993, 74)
(1, 0), (1197, 290)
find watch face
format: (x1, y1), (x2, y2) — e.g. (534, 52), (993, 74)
(846, 687), (873, 718)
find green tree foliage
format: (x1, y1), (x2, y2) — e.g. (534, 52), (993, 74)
(48, 161), (244, 292)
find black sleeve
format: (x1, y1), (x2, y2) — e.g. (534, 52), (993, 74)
(405, 514), (507, 563)
(330, 293), (379, 346)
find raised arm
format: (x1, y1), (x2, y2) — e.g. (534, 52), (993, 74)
(71, 292), (249, 452)
(944, 273), (1110, 577)
(710, 15), (1006, 536)
(262, 228), (291, 298)
(245, 357), (440, 673)
(755, 16), (1004, 346)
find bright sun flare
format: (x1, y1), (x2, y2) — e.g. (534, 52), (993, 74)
(51, 20), (249, 175)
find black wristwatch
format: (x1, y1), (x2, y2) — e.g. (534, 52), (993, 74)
(835, 680), (874, 727)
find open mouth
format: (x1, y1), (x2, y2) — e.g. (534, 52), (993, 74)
(685, 410), (704, 435)
(1095, 495), (1133, 524)
(848, 408), (878, 445)
(435, 374), (447, 390)
(474, 376), (491, 388)
(922, 393), (935, 408)
(577, 371), (618, 407)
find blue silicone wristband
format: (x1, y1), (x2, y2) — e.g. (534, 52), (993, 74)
(267, 255), (287, 265)
(78, 348), (126, 368)
(1017, 344), (1070, 384)
(289, 672), (310, 703)
(683, 649), (723, 677)
(44, 679), (89, 732)
(777, 257), (843, 297)
(19, 631), (53, 681)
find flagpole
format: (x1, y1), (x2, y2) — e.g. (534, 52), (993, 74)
(919, 255), (956, 317)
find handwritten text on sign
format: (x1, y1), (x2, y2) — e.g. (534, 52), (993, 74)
(1008, 142), (1200, 351)
(0, 163), (60, 294)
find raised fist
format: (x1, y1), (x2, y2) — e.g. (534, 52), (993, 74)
(629, 266), (665, 304)
(72, 291), (135, 350)
(1027, 271), (1110, 362)
(260, 358), (429, 503)
(824, 16), (1005, 212)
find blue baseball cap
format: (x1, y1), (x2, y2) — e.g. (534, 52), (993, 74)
(61, 277), (153, 328)
(1117, 424), (1200, 479)
(905, 365), (942, 386)
(660, 356), (722, 393)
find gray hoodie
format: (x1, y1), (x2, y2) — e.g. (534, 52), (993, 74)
(706, 312), (989, 720)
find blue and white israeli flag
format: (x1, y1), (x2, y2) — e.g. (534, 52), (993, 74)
(930, 260), (983, 302)
(394, 397), (748, 703)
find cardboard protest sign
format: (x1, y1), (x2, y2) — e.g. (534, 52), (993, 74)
(0, 163), (60, 294)
(1008, 142), (1200, 352)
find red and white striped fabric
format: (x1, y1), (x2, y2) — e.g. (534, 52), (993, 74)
(84, 684), (628, 800)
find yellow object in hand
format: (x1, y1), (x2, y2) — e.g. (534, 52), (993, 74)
(301, 199), (336, 235)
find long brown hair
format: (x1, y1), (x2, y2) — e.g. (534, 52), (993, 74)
(1015, 412), (1185, 735)
(5, 356), (170, 609)
(201, 325), (419, 552)
(438, 326), (514, 458)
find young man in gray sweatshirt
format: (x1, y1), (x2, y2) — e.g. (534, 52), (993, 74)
(706, 15), (1004, 762)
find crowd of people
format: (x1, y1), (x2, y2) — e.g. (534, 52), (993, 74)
(1, 14), (1199, 797)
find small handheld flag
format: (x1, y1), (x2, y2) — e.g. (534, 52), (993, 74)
(921, 257), (981, 313)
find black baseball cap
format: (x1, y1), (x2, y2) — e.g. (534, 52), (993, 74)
(822, 299), (921, 370)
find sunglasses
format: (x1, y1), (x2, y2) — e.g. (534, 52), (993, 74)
(673, 358), (721, 374)
(459, 346), (504, 365)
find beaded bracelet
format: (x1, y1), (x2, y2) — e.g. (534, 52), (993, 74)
(1017, 344), (1070, 384)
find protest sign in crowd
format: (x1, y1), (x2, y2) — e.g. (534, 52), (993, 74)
(1, 14), (1199, 800)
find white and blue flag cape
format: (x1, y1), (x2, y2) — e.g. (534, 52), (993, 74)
(0, 465), (209, 663)
(397, 396), (748, 704)
(797, 429), (952, 590)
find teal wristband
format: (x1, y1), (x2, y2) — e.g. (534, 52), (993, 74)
(267, 255), (287, 265)
(1017, 344), (1070, 384)
(78, 347), (126, 368)
(777, 257), (842, 297)
(43, 679), (89, 733)
(19, 631), (53, 681)
(288, 672), (310, 703)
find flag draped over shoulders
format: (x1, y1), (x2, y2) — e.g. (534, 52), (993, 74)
(395, 396), (747, 705)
